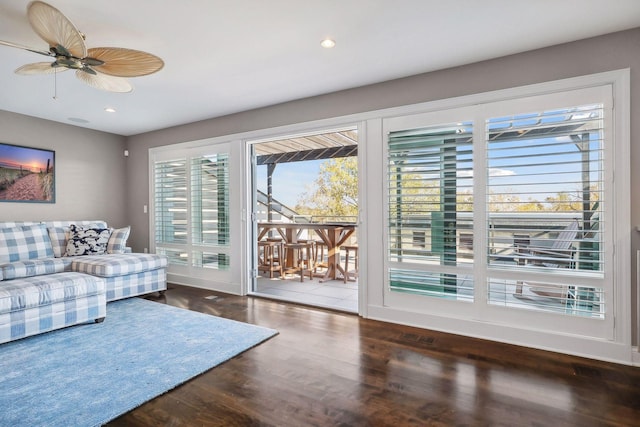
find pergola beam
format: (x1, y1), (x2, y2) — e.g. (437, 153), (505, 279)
(257, 145), (357, 165)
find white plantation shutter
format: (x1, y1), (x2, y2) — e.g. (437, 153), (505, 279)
(387, 121), (474, 299)
(191, 153), (230, 270)
(191, 154), (230, 246)
(154, 158), (188, 265)
(486, 104), (605, 317)
(153, 147), (231, 272)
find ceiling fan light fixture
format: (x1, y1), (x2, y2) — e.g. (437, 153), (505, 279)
(320, 38), (336, 49)
(0, 1), (163, 93)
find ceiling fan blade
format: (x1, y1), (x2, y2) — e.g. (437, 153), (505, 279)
(27, 1), (87, 58)
(0, 39), (53, 57)
(15, 61), (68, 75)
(75, 69), (132, 93)
(87, 47), (164, 77)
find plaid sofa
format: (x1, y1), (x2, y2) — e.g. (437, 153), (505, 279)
(0, 272), (106, 344)
(0, 221), (167, 344)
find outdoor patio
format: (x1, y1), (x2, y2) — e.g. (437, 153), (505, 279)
(255, 274), (358, 313)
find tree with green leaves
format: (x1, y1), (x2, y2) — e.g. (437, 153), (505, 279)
(295, 157), (358, 218)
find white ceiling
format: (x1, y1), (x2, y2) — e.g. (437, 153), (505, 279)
(1, 1), (639, 136)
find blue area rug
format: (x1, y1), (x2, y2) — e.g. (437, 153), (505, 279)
(0, 298), (277, 427)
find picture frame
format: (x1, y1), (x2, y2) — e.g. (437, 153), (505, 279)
(0, 142), (55, 203)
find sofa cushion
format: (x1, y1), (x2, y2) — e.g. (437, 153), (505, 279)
(0, 272), (105, 315)
(0, 259), (66, 280)
(65, 225), (112, 256)
(70, 254), (168, 278)
(0, 224), (54, 263)
(107, 226), (131, 254)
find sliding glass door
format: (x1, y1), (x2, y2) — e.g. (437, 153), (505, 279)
(248, 127), (360, 312)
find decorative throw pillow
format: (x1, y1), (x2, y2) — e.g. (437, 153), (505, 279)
(48, 223), (108, 258)
(107, 226), (131, 254)
(64, 225), (113, 256)
(0, 224), (54, 263)
(47, 226), (69, 258)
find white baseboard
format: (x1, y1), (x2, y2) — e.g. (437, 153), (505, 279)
(633, 347), (640, 366)
(167, 273), (241, 295)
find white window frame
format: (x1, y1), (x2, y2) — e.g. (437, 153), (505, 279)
(149, 138), (243, 294)
(382, 85), (614, 338)
(369, 70), (631, 362)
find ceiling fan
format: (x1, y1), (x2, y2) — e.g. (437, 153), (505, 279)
(0, 1), (164, 93)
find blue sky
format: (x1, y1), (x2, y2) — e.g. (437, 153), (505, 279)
(256, 159), (323, 207)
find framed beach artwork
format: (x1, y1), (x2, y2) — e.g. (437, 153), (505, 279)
(0, 142), (55, 203)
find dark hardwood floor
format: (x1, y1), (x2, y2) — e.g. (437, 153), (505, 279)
(108, 284), (640, 427)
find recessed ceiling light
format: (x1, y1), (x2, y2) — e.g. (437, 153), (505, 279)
(104, 107), (116, 113)
(320, 39), (336, 48)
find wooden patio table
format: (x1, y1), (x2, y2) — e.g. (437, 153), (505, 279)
(258, 222), (356, 282)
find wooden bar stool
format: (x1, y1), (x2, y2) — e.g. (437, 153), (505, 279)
(284, 241), (314, 282)
(257, 240), (284, 278)
(265, 237), (284, 265)
(341, 245), (359, 283)
(312, 239), (328, 275)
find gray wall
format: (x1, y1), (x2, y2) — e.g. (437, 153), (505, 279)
(126, 28), (639, 336)
(0, 110), (127, 226)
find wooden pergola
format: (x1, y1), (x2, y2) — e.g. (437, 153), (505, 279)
(254, 129), (358, 221)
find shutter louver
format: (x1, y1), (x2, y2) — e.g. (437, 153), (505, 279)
(387, 121), (474, 300)
(153, 150), (231, 271)
(191, 153), (230, 270)
(486, 104), (605, 318)
(154, 159), (188, 265)
(191, 154), (230, 246)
